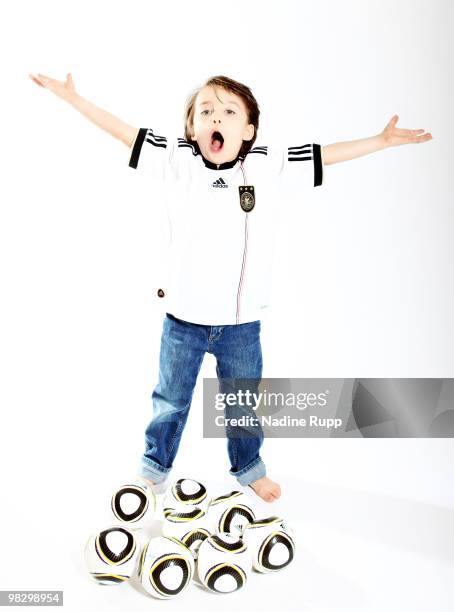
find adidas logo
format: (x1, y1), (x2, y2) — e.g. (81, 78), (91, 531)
(212, 178), (228, 188)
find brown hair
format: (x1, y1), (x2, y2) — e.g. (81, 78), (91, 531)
(184, 75), (260, 157)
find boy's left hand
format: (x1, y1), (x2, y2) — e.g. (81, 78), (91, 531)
(381, 115), (433, 147)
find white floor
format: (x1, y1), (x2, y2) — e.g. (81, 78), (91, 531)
(3, 474), (452, 611)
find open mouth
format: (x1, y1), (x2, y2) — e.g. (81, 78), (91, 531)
(210, 130), (224, 152)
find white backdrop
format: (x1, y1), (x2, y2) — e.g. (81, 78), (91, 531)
(1, 1), (453, 610)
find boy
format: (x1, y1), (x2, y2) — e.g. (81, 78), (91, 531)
(29, 72), (432, 502)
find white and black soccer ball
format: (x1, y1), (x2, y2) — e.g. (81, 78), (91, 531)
(138, 536), (195, 599)
(207, 491), (256, 536)
(110, 480), (156, 529)
(196, 532), (251, 594)
(84, 525), (140, 585)
(162, 504), (214, 558)
(163, 478), (209, 516)
(242, 516), (295, 573)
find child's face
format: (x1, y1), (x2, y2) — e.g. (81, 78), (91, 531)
(190, 85), (254, 164)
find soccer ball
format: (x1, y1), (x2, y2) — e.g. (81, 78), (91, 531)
(242, 516), (295, 573)
(163, 478), (209, 516)
(138, 536), (195, 599)
(84, 525), (140, 585)
(196, 532), (252, 594)
(207, 491), (255, 536)
(110, 481), (156, 529)
(162, 505), (214, 558)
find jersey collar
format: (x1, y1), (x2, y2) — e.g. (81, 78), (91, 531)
(201, 155), (242, 170)
(193, 141), (244, 170)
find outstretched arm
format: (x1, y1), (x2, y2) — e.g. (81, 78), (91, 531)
(321, 115), (433, 166)
(29, 72), (138, 148)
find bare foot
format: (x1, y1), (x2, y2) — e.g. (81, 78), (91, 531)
(248, 476), (281, 502)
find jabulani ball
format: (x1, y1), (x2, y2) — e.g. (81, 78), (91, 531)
(110, 480), (156, 529)
(242, 516), (295, 572)
(162, 504), (214, 558)
(163, 478), (209, 516)
(196, 532), (251, 594)
(138, 536), (195, 599)
(84, 525), (140, 585)
(207, 490), (255, 536)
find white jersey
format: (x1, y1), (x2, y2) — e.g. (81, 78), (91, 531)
(128, 128), (324, 325)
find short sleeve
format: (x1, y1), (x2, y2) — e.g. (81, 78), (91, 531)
(128, 127), (176, 180)
(269, 142), (324, 192)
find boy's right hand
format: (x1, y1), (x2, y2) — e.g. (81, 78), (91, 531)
(29, 72), (77, 103)
(29, 71), (137, 147)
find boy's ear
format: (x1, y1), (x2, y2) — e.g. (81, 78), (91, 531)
(244, 124), (255, 142)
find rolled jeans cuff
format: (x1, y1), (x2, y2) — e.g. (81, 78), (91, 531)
(138, 457), (170, 485)
(229, 456), (266, 486)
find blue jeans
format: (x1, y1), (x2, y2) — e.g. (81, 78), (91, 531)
(138, 313), (266, 486)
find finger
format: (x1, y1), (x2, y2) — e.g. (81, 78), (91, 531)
(36, 75), (51, 86)
(402, 133), (432, 144)
(415, 133), (433, 142)
(29, 74), (44, 87)
(396, 128), (425, 135)
(384, 115), (399, 131)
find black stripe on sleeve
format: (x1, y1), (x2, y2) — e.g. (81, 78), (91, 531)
(313, 144), (323, 187)
(129, 128), (147, 169)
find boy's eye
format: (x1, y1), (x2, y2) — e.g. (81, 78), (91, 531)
(200, 109), (236, 115)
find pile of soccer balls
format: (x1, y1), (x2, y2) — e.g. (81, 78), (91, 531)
(84, 478), (295, 598)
